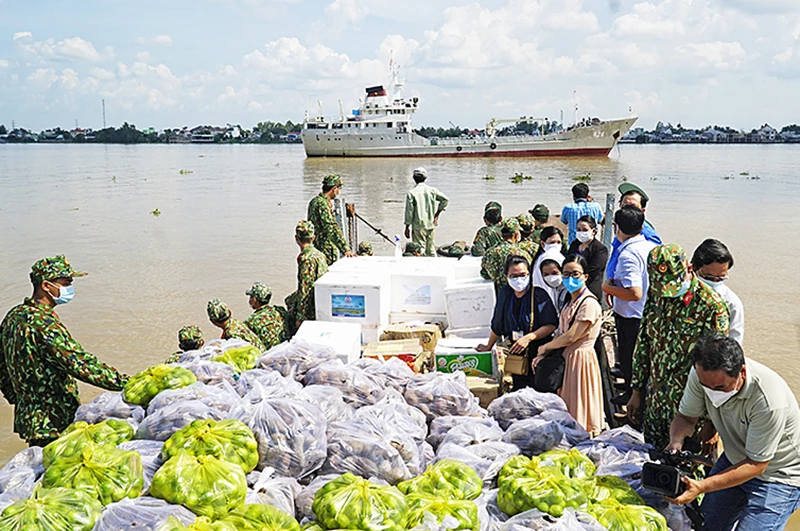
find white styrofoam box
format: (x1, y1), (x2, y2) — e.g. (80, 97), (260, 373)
(445, 326), (492, 340)
(360, 324), (383, 345)
(444, 279), (496, 330)
(294, 320), (362, 364)
(389, 311), (448, 330)
(315, 270), (391, 326)
(390, 261), (456, 314)
(453, 256), (483, 281)
(328, 256), (400, 274)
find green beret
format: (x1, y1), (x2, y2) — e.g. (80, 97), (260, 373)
(357, 242), (373, 256)
(322, 174), (342, 187)
(648, 244), (689, 297)
(619, 182), (649, 202)
(178, 325), (203, 343)
(30, 255), (87, 284)
(500, 217), (521, 235)
(529, 204), (550, 223)
(516, 213), (534, 233)
(296, 220), (315, 239)
(207, 298), (232, 323)
(484, 201), (502, 215)
(246, 282), (273, 304)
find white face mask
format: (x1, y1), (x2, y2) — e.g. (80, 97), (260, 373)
(507, 275), (530, 293)
(703, 375), (741, 408)
(544, 242), (561, 253)
(544, 274), (563, 288)
(699, 276), (725, 292)
(576, 231), (593, 243)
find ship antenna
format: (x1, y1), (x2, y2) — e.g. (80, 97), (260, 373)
(573, 90), (578, 126)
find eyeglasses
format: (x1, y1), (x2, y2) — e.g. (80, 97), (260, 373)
(700, 273), (729, 283)
(562, 271), (584, 279)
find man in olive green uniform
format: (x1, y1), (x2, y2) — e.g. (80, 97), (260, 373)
(357, 242), (373, 256)
(244, 282), (286, 351)
(166, 325), (204, 363)
(307, 174), (355, 265)
(528, 204), (550, 245)
(0, 255), (128, 447)
(206, 299), (266, 351)
(404, 167), (449, 257)
(480, 218), (533, 291)
(628, 244), (730, 450)
(471, 201), (504, 257)
(285, 220), (329, 331)
(516, 213), (540, 258)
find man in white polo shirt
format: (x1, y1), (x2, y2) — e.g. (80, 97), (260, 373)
(691, 239), (744, 345)
(666, 335), (800, 530)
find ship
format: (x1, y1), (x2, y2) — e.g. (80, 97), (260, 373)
(301, 72), (637, 158)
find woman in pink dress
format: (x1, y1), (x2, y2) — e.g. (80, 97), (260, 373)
(533, 254), (604, 434)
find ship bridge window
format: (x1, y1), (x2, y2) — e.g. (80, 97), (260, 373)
(333, 123), (343, 129)
(387, 122), (393, 127)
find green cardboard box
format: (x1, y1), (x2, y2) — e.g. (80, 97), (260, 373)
(435, 350), (496, 377)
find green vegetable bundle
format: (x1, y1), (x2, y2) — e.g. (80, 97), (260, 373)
(43, 419), (134, 467)
(587, 500), (668, 531)
(537, 449), (596, 479)
(150, 450), (247, 519)
(220, 503), (302, 531)
(582, 476), (644, 506)
(158, 516), (237, 531)
(162, 419), (259, 474)
(123, 364), (197, 406)
(211, 346), (260, 373)
(497, 471), (588, 518)
(312, 473), (408, 531)
(405, 494), (479, 531)
(0, 487), (103, 531)
(398, 460), (482, 501)
(496, 455), (541, 487)
(41, 445), (144, 505)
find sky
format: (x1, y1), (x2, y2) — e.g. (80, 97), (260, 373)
(0, 0), (798, 132)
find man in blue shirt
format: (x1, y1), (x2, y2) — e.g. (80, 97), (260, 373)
(561, 183), (604, 245)
(605, 183), (662, 282)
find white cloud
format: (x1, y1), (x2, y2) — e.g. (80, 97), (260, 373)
(0, 60), (9, 68)
(136, 35), (173, 46)
(26, 68), (57, 89)
(677, 41), (747, 72)
(325, 0), (367, 24)
(13, 32), (109, 63)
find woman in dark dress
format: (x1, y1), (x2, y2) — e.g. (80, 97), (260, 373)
(566, 215), (608, 300)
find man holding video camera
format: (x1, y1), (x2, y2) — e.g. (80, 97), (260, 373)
(666, 335), (800, 530)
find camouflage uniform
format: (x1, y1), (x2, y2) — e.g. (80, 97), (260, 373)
(166, 325), (203, 363)
(207, 298), (266, 351)
(285, 221), (329, 329)
(357, 242), (373, 256)
(308, 174), (350, 265)
(0, 255), (128, 444)
(480, 218), (533, 291)
(403, 241), (423, 256)
(516, 213), (540, 258)
(471, 201), (504, 257)
(632, 244), (730, 449)
(529, 204), (550, 245)
(244, 282), (286, 350)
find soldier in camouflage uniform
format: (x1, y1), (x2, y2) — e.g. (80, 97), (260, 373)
(357, 242), (373, 256)
(285, 220), (329, 331)
(471, 201), (504, 257)
(0, 255), (128, 446)
(516, 213), (540, 258)
(166, 325), (204, 363)
(307, 174), (355, 265)
(206, 299), (266, 351)
(628, 244), (730, 450)
(480, 217), (534, 291)
(403, 241), (423, 256)
(244, 282), (286, 351)
(528, 204), (550, 246)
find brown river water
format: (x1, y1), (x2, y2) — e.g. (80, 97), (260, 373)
(1, 144), (799, 504)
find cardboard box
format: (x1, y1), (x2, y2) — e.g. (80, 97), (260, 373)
(381, 323), (442, 353)
(466, 376), (500, 408)
(363, 339), (423, 372)
(389, 312), (448, 330)
(434, 338), (498, 377)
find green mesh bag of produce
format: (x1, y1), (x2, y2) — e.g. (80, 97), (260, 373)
(220, 503), (301, 531)
(496, 455), (541, 488)
(312, 473), (408, 531)
(405, 494), (479, 531)
(162, 419), (259, 474)
(211, 346), (260, 373)
(587, 500), (668, 531)
(158, 516), (237, 531)
(537, 449), (596, 479)
(123, 364), (197, 406)
(302, 523), (324, 531)
(398, 459), (482, 501)
(43, 419), (134, 467)
(581, 476), (644, 506)
(41, 444), (143, 505)
(150, 450), (247, 519)
(497, 471), (588, 518)
(0, 487), (103, 531)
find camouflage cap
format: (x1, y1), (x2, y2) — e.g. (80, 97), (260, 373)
(648, 244), (689, 297)
(500, 217), (521, 235)
(246, 282), (273, 304)
(516, 213), (534, 234)
(296, 219), (315, 239)
(322, 174), (343, 187)
(404, 241), (422, 255)
(178, 325), (203, 343)
(30, 255), (87, 284)
(529, 204), (550, 223)
(484, 201), (502, 215)
(357, 241), (373, 256)
(207, 298), (232, 323)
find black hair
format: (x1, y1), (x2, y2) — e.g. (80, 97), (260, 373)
(179, 339), (203, 351)
(413, 174), (427, 184)
(322, 184), (336, 193)
(621, 190), (648, 209)
(691, 239), (734, 270)
(485, 209), (502, 225)
(577, 215), (597, 230)
(533, 226), (563, 262)
(562, 253), (589, 274)
(614, 205), (645, 236)
(572, 183), (590, 200)
(539, 258), (562, 273)
(691, 334), (744, 377)
(505, 254), (530, 275)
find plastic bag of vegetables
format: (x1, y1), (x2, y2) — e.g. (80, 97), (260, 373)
(248, 475), (301, 516)
(440, 422), (503, 449)
(582, 476), (644, 505)
(124, 365), (197, 406)
(487, 389), (567, 430)
(304, 385), (354, 423)
(257, 339), (337, 381)
(74, 392), (145, 430)
(118, 440), (164, 493)
(497, 456), (541, 488)
(0, 487), (102, 531)
(502, 418), (564, 457)
(427, 417), (501, 451)
(355, 399), (428, 444)
(158, 516), (237, 531)
(219, 503), (301, 531)
(92, 496), (196, 531)
(537, 449), (596, 479)
(177, 360), (238, 388)
(235, 369), (305, 398)
(536, 411), (590, 447)
(406, 494), (479, 531)
(305, 360), (385, 408)
(41, 444), (143, 505)
(43, 419), (134, 467)
(353, 357), (414, 392)
(587, 500), (668, 531)
(230, 397), (327, 478)
(497, 472), (588, 518)
(211, 345), (260, 373)
(404, 372), (481, 422)
(162, 419), (259, 474)
(434, 443), (519, 484)
(136, 401), (226, 442)
(150, 450), (247, 519)
(499, 508), (605, 531)
(312, 473), (408, 531)
(296, 474), (341, 522)
(398, 459), (482, 501)
(146, 382), (241, 417)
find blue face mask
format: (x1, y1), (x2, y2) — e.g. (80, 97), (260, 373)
(665, 277), (692, 299)
(49, 283), (75, 305)
(563, 276), (585, 293)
